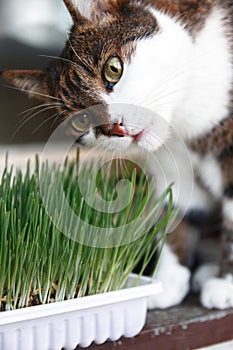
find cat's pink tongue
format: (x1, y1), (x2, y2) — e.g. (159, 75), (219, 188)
(108, 123), (144, 142)
(109, 123), (128, 137)
(132, 131), (144, 143)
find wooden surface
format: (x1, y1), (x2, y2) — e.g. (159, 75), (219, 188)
(75, 295), (233, 350)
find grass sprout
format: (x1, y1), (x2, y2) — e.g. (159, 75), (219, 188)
(0, 154), (176, 312)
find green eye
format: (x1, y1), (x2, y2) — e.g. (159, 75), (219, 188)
(103, 56), (123, 85)
(71, 112), (92, 132)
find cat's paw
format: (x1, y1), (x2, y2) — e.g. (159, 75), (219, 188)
(192, 263), (220, 292)
(201, 275), (233, 309)
(147, 264), (191, 309)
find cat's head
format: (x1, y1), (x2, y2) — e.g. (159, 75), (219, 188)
(1, 0), (190, 151)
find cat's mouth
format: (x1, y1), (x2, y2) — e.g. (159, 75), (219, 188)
(108, 123), (144, 143)
(132, 130), (144, 143)
(68, 114), (145, 146)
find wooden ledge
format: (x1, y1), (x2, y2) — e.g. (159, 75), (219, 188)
(77, 295), (233, 350)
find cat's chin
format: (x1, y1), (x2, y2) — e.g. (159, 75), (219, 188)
(96, 133), (163, 153)
(99, 136), (133, 151)
(81, 129), (164, 153)
(135, 131), (165, 153)
(83, 132), (133, 152)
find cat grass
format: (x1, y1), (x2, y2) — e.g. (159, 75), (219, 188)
(0, 154), (175, 312)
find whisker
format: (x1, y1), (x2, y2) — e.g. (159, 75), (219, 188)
(146, 87), (187, 106)
(151, 73), (219, 103)
(139, 69), (188, 106)
(50, 110), (67, 129)
(22, 105), (59, 124)
(105, 150), (114, 180)
(32, 110), (66, 134)
(6, 84), (62, 102)
(116, 155), (120, 179)
(142, 71), (218, 107)
(68, 38), (91, 70)
(146, 80), (224, 108)
(41, 45), (92, 78)
(119, 154), (126, 177)
(11, 105), (59, 140)
(139, 45), (221, 106)
(125, 158), (132, 178)
(18, 102), (63, 117)
(123, 157), (131, 177)
(39, 54), (79, 69)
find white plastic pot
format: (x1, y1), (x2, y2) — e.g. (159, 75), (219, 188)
(0, 274), (162, 350)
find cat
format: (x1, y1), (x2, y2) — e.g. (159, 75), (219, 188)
(1, 0), (233, 309)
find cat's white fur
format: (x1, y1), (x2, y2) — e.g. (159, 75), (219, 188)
(79, 3), (233, 309)
(172, 8), (233, 139)
(83, 7), (232, 148)
(192, 263), (220, 292)
(223, 199), (233, 225)
(147, 136), (215, 213)
(103, 10), (193, 151)
(192, 264), (233, 308)
(201, 276), (233, 309)
(148, 244), (191, 309)
(197, 154), (223, 199)
(72, 0), (93, 19)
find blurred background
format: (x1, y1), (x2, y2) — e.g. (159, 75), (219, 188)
(0, 0), (72, 144)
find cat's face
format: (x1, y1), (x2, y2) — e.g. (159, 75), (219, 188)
(1, 0), (191, 151)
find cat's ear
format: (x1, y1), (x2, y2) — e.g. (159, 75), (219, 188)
(65, 0), (127, 21)
(63, 0), (90, 23)
(1, 70), (50, 101)
(92, 0), (127, 20)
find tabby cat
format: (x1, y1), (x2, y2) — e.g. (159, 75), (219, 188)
(1, 0), (233, 309)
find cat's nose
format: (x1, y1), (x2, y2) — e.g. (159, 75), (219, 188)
(109, 123), (128, 137)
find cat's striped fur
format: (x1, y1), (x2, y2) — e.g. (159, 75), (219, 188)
(191, 115), (233, 276)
